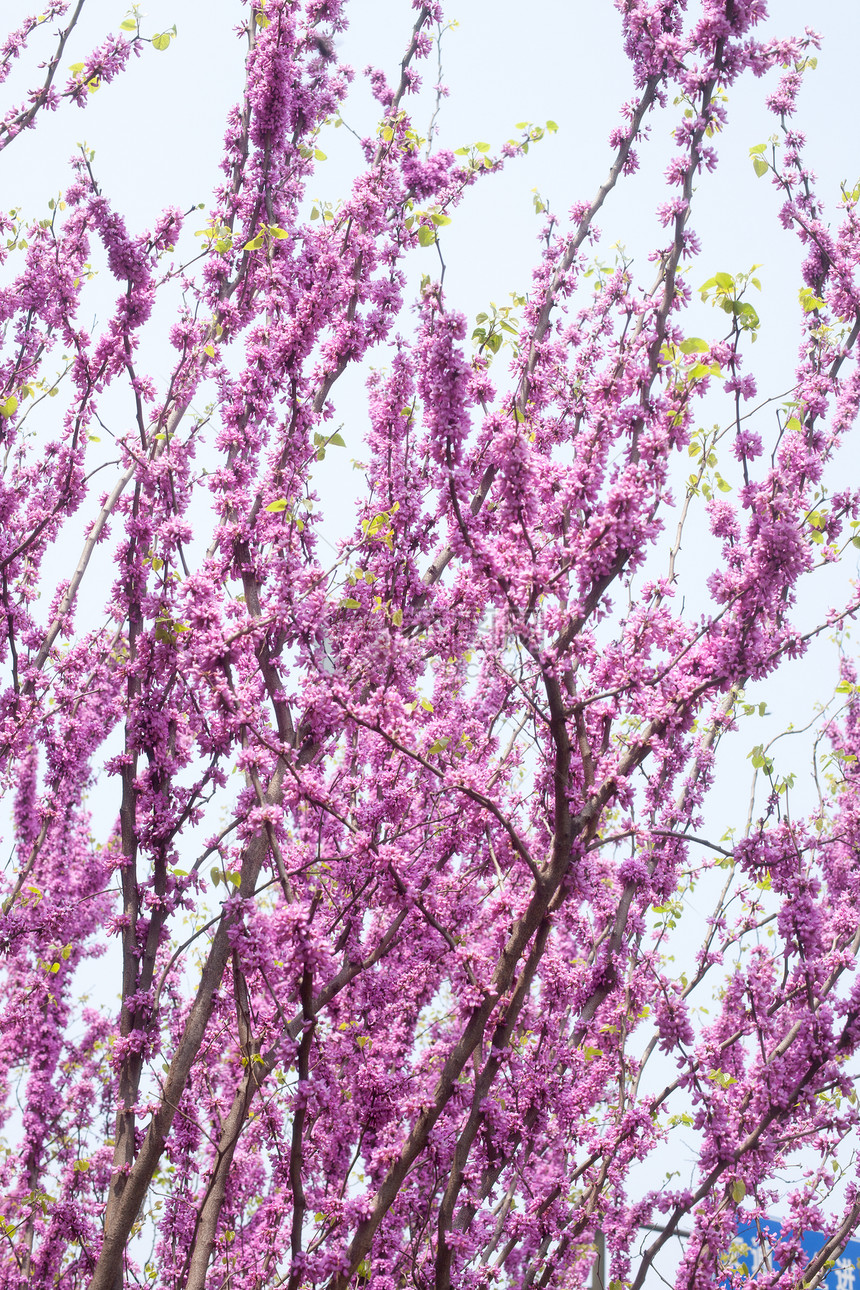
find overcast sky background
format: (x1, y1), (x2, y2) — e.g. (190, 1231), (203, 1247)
(9, 0), (849, 869)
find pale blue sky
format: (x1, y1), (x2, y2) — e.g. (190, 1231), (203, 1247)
(4, 0), (860, 900)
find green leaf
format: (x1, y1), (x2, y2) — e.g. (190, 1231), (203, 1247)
(341, 598), (361, 609)
(708, 1067), (738, 1087)
(736, 302), (760, 328)
(546, 119), (558, 132)
(314, 149), (327, 161)
(679, 337), (709, 354)
(152, 32), (171, 50)
(268, 225), (289, 240)
(752, 156), (768, 178)
(799, 288), (826, 313)
(420, 698), (434, 713)
(732, 1179), (747, 1203)
(430, 212), (451, 226)
(120, 18), (137, 30)
(748, 143), (767, 155)
(417, 225), (436, 248)
(243, 233), (265, 250)
(328, 432), (345, 447)
(203, 344), (215, 358)
(714, 271), (734, 290)
(255, 11), (271, 25)
(265, 498), (289, 512)
(474, 141), (490, 152)
(0, 396), (18, 419)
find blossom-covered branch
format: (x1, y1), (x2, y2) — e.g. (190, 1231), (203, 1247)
(1, 1), (860, 1288)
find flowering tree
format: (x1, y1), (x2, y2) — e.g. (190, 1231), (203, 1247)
(2, 0), (860, 1286)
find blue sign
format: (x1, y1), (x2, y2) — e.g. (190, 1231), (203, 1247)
(730, 1218), (860, 1288)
